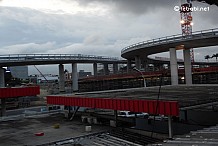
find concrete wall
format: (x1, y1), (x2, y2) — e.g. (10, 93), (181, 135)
(180, 110), (218, 126)
(135, 118), (206, 135)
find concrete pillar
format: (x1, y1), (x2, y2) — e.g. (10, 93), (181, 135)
(114, 110), (117, 127)
(72, 63), (78, 92)
(58, 64), (65, 92)
(144, 63), (149, 72)
(93, 63), (97, 76)
(1, 98), (6, 116)
(0, 68), (5, 87)
(168, 116), (173, 139)
(103, 63), (109, 75)
(169, 48), (178, 85)
(127, 59), (132, 73)
(135, 56), (141, 70)
(183, 49), (192, 85)
(113, 63), (118, 74)
(0, 68), (6, 116)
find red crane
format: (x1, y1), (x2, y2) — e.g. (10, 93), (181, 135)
(180, 0), (195, 64)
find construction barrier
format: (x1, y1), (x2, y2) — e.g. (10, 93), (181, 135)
(47, 95), (179, 116)
(0, 86), (40, 99)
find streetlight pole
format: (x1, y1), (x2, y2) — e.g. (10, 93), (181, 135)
(133, 67), (146, 88)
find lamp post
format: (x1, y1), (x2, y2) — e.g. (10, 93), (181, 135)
(133, 67), (146, 88)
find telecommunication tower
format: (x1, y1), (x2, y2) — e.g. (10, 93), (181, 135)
(180, 0), (195, 63)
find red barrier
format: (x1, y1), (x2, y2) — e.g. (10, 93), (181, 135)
(0, 86), (40, 99)
(47, 95), (179, 116)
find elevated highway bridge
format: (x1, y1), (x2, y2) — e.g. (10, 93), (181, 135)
(0, 54), (126, 93)
(121, 28), (218, 85)
(0, 54), (125, 67)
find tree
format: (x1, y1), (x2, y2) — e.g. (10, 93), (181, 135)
(5, 72), (21, 87)
(204, 55), (211, 62)
(212, 53), (218, 62)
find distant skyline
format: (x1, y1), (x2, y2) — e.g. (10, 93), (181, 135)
(0, 0), (217, 74)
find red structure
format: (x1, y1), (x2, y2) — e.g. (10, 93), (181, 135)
(180, 0), (195, 63)
(47, 96), (179, 116)
(80, 67), (218, 81)
(0, 86), (40, 99)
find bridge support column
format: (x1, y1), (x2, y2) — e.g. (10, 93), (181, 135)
(93, 63), (97, 76)
(114, 110), (117, 127)
(135, 56), (141, 70)
(113, 63), (118, 74)
(141, 59), (148, 72)
(0, 68), (6, 116)
(183, 49), (192, 85)
(72, 63), (78, 92)
(103, 63), (109, 75)
(0, 68), (5, 87)
(144, 63), (149, 72)
(168, 116), (173, 139)
(59, 64), (65, 92)
(127, 59), (132, 73)
(169, 48), (178, 85)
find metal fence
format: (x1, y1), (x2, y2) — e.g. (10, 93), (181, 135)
(0, 54), (122, 64)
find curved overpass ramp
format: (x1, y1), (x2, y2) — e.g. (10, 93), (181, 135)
(121, 28), (218, 85)
(121, 28), (218, 59)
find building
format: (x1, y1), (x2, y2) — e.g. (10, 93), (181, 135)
(78, 70), (92, 78)
(9, 66), (28, 79)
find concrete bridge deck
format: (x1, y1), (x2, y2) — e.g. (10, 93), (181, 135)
(0, 54), (126, 67)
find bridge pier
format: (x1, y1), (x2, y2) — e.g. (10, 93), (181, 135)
(103, 63), (109, 75)
(168, 115), (173, 139)
(113, 63), (118, 74)
(59, 64), (65, 92)
(72, 63), (78, 92)
(183, 49), (192, 85)
(93, 63), (98, 76)
(169, 48), (178, 85)
(0, 67), (6, 116)
(0, 68), (5, 87)
(135, 56), (141, 70)
(127, 59), (132, 73)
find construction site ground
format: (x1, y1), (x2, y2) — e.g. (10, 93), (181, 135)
(0, 113), (110, 146)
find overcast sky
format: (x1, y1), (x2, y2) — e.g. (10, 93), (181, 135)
(0, 0), (217, 74)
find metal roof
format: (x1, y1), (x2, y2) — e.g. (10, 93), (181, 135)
(153, 125), (218, 146)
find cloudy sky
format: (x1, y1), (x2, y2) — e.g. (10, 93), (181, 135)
(0, 0), (217, 74)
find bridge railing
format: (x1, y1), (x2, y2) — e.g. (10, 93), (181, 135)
(0, 54), (120, 62)
(121, 28), (218, 54)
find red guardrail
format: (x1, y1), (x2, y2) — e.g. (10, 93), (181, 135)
(0, 86), (40, 99)
(47, 96), (179, 116)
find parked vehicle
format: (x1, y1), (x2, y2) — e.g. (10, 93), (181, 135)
(148, 115), (168, 121)
(118, 111), (149, 118)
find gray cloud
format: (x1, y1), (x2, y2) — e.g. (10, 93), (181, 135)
(76, 0), (218, 25)
(0, 1), (217, 74)
(194, 0), (218, 6)
(192, 2), (218, 26)
(76, 0), (178, 14)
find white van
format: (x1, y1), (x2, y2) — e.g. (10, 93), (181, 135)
(118, 111), (149, 118)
